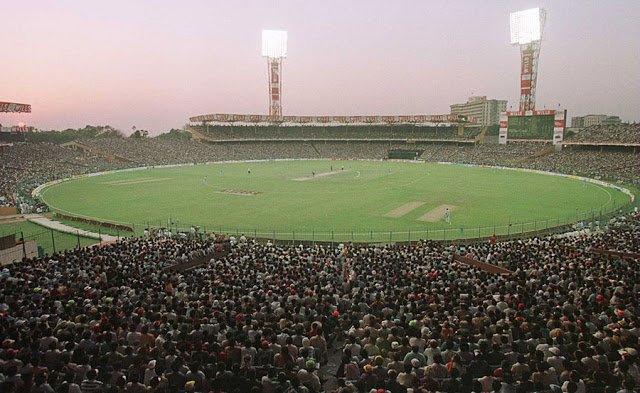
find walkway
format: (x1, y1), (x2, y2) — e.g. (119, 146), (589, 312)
(28, 216), (120, 242)
(454, 254), (513, 275)
(0, 213), (36, 224)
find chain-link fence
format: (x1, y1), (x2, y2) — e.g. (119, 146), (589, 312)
(137, 197), (634, 245)
(2, 189), (632, 262)
(0, 228), (101, 263)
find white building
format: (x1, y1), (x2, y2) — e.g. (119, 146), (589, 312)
(450, 96), (507, 126)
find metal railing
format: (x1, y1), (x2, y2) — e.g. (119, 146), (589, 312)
(130, 197), (633, 245)
(1, 196), (633, 265)
(0, 228), (111, 264)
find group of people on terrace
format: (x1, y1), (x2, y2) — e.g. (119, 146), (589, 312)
(0, 209), (638, 392)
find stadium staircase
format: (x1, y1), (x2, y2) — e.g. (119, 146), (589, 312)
(420, 144), (443, 161)
(163, 245), (230, 272)
(185, 125), (218, 142)
(453, 254), (513, 275)
(514, 145), (555, 165)
(59, 159), (91, 169)
(530, 145), (556, 158)
(95, 128), (116, 137)
(309, 142), (321, 156)
(63, 141), (133, 163)
(474, 126), (488, 143)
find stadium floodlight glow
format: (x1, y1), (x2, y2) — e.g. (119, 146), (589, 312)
(508, 7), (547, 112)
(262, 30), (287, 58)
(261, 30), (287, 118)
(510, 8), (545, 45)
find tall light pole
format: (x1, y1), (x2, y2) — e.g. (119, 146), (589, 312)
(510, 8), (546, 112)
(261, 30), (287, 119)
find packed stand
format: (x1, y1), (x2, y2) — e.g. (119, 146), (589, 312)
(0, 210), (639, 393)
(416, 144), (640, 187)
(567, 124), (640, 145)
(77, 138), (220, 166)
(526, 149), (640, 187)
(0, 143), (122, 211)
(194, 125), (476, 141)
(2, 133), (640, 211)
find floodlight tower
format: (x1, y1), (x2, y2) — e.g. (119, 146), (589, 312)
(261, 30), (287, 118)
(510, 8), (546, 112)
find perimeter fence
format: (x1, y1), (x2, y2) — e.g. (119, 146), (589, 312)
(127, 195), (633, 245)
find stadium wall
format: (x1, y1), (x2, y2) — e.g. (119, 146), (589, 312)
(0, 207), (18, 216)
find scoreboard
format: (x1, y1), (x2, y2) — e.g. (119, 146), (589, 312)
(507, 114), (554, 139)
(499, 109), (566, 145)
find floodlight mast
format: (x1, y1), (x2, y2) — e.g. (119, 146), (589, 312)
(510, 8), (546, 112)
(262, 30), (287, 119)
(267, 58), (283, 118)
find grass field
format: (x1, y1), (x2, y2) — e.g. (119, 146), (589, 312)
(39, 160), (632, 242)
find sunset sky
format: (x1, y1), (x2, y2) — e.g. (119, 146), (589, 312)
(1, 0), (639, 135)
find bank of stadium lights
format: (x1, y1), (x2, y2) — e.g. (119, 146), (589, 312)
(509, 7), (546, 112)
(262, 30), (287, 58)
(262, 30), (287, 118)
(510, 8), (545, 45)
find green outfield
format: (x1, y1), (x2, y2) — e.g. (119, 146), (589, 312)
(39, 160), (632, 241)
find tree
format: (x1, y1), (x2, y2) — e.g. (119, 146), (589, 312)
(129, 129), (149, 138)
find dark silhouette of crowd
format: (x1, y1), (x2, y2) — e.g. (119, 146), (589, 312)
(0, 209), (639, 393)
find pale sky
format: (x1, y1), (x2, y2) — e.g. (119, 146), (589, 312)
(1, 0), (639, 135)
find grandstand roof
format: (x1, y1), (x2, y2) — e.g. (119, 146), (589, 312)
(189, 113), (472, 125)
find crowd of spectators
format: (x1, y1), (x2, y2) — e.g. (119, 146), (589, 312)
(566, 124), (640, 145)
(414, 144), (639, 187)
(0, 125), (639, 393)
(0, 208), (639, 393)
(526, 149), (640, 187)
(76, 139), (218, 167)
(1, 122), (639, 211)
(194, 125), (476, 141)
(428, 143), (544, 167)
(0, 143), (122, 211)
